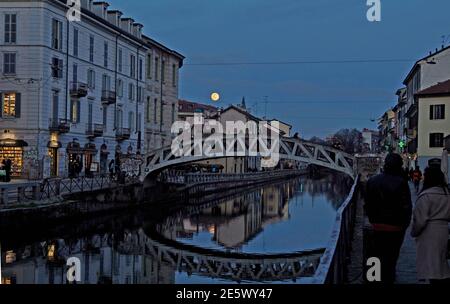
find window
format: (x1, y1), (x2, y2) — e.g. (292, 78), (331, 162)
(154, 57), (159, 80)
(128, 111), (134, 132)
(137, 86), (144, 103)
(139, 58), (143, 80)
(146, 97), (151, 123)
(72, 63), (78, 83)
(87, 69), (95, 89)
(51, 19), (63, 50)
(161, 60), (166, 83)
(89, 36), (94, 62)
(103, 42), (108, 68)
(118, 48), (123, 72)
(52, 90), (59, 121)
(1, 92), (20, 118)
(146, 54), (152, 79)
(171, 103), (176, 123)
(130, 55), (136, 78)
(70, 99), (80, 123)
(430, 104), (445, 120)
(3, 53), (16, 74)
(138, 113), (142, 132)
(160, 99), (164, 126)
(128, 83), (135, 101)
(172, 64), (177, 86)
(51, 58), (63, 78)
(4, 14), (17, 44)
(117, 79), (123, 98)
(73, 28), (79, 57)
(430, 133), (444, 148)
(102, 74), (111, 91)
(103, 106), (108, 128)
(153, 98), (157, 123)
(117, 109), (123, 128)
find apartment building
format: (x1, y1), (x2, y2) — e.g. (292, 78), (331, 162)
(0, 0), (183, 178)
(403, 46), (450, 161)
(415, 80), (450, 181)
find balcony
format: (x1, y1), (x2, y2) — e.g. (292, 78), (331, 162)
(101, 90), (116, 105)
(86, 123), (104, 138)
(70, 82), (88, 98)
(49, 119), (70, 134)
(116, 128), (131, 141)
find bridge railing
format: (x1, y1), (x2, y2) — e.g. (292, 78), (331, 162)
(306, 175), (360, 284)
(160, 169), (306, 185)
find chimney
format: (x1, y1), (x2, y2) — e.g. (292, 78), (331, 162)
(120, 18), (134, 33)
(132, 23), (143, 38)
(92, 1), (109, 18)
(107, 10), (122, 27)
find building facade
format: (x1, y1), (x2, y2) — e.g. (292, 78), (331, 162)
(0, 0), (183, 178)
(403, 46), (450, 165)
(415, 80), (450, 180)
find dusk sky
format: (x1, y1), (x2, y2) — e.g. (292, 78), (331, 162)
(116, 0), (450, 138)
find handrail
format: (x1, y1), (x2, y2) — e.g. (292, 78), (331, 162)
(308, 175), (360, 284)
(160, 169), (305, 185)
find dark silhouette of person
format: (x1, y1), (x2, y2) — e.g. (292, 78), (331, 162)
(0, 159), (6, 182)
(109, 159), (115, 178)
(5, 158), (12, 182)
(365, 153), (412, 284)
(412, 166), (423, 193)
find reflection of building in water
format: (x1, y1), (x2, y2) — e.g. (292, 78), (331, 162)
(1, 233), (175, 285)
(172, 182), (294, 250)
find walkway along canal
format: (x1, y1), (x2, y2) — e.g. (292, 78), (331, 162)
(0, 172), (358, 284)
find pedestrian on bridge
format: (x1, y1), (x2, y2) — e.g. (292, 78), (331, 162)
(365, 153), (413, 284)
(411, 166), (450, 285)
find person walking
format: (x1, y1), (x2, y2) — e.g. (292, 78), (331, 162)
(412, 167), (423, 193)
(365, 153), (413, 283)
(5, 158), (12, 182)
(0, 160), (6, 182)
(411, 166), (450, 285)
(109, 159), (115, 179)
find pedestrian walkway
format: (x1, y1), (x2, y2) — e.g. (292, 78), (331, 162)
(396, 183), (418, 284)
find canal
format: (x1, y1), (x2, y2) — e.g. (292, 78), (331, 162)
(0, 173), (353, 284)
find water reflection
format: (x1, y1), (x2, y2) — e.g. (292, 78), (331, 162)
(1, 173), (352, 284)
(160, 174), (353, 254)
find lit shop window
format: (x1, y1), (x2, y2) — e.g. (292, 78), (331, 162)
(2, 92), (17, 117)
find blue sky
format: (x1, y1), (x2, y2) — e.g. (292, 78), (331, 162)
(115, 0), (450, 138)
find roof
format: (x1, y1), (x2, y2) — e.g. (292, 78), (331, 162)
(403, 45), (450, 84)
(55, 0), (184, 63)
(269, 119), (292, 129)
(178, 100), (218, 114)
(221, 105), (262, 122)
(415, 79), (450, 98)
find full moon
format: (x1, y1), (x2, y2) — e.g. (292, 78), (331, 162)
(210, 92), (220, 102)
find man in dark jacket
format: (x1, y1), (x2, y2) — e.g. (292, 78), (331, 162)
(365, 153), (412, 284)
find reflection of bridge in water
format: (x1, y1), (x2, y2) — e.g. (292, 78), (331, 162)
(121, 230), (324, 282)
(2, 227), (324, 283)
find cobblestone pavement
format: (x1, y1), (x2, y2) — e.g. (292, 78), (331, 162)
(396, 183), (419, 284)
(347, 183), (419, 284)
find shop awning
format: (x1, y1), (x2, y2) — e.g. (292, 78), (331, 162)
(0, 139), (28, 147)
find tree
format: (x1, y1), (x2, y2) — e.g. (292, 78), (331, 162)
(331, 129), (363, 154)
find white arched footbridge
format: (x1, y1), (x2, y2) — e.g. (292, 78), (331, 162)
(141, 137), (356, 181)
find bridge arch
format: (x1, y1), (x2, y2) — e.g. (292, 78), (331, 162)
(141, 137), (356, 182)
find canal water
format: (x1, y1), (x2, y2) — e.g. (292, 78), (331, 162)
(0, 173), (353, 284)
